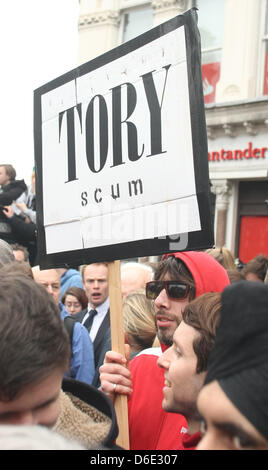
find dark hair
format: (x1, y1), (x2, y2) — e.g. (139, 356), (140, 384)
(182, 292), (222, 374)
(11, 243), (29, 261)
(154, 256), (195, 300)
(227, 269), (245, 284)
(0, 260), (33, 278)
(61, 287), (88, 310)
(0, 164), (16, 181)
(241, 254), (268, 281)
(0, 273), (70, 400)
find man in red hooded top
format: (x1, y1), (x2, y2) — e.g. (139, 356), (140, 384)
(100, 251), (230, 450)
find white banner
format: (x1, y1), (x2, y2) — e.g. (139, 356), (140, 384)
(35, 9), (212, 267)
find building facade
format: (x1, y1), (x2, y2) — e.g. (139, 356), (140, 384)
(77, 0), (268, 263)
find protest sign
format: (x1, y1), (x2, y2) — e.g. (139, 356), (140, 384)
(34, 8), (213, 449)
(34, 8), (213, 270)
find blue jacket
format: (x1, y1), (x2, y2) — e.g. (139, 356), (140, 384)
(60, 303), (95, 385)
(60, 269), (83, 298)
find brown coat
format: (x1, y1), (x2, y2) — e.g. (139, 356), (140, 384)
(53, 391), (112, 449)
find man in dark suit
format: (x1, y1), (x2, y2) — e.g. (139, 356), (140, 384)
(73, 262), (111, 387)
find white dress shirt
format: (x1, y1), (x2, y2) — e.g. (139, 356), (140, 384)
(82, 297), (110, 342)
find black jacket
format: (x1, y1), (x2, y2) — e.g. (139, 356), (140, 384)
(0, 179), (27, 206)
(0, 179), (27, 244)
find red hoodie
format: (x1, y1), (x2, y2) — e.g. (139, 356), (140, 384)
(127, 251), (230, 450)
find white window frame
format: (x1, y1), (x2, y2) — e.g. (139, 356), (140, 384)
(118, 1), (153, 45)
(120, 0), (149, 8)
(200, 45), (222, 65)
(195, 0), (224, 63)
(195, 0), (225, 104)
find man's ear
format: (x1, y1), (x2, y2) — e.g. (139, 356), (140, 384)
(124, 343), (131, 364)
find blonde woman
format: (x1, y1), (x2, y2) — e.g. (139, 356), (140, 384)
(122, 289), (160, 359)
(205, 246), (236, 270)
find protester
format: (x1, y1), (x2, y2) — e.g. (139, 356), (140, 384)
(0, 260), (33, 279)
(0, 273), (70, 427)
(57, 267), (84, 298)
(32, 266), (95, 385)
(53, 377), (120, 450)
(226, 269), (245, 284)
(205, 246), (236, 270)
(62, 286), (88, 315)
(0, 164), (27, 244)
(157, 292), (221, 449)
(241, 254), (268, 282)
(0, 164), (27, 208)
(121, 261), (154, 298)
(14, 167), (36, 224)
(11, 243), (30, 263)
(0, 273), (120, 450)
(73, 262), (111, 387)
(197, 281), (268, 450)
(2, 205), (37, 265)
(123, 289), (159, 359)
(100, 251), (230, 450)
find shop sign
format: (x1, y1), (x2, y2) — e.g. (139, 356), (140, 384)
(208, 142), (268, 162)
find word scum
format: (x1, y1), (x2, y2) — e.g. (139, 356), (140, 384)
(81, 179), (143, 205)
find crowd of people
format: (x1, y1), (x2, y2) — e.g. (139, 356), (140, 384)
(0, 163), (268, 451)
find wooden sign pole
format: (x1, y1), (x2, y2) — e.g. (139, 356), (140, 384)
(108, 260), (130, 450)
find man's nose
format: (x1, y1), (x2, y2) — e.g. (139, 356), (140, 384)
(157, 347), (172, 370)
(46, 284), (54, 295)
(154, 287), (169, 309)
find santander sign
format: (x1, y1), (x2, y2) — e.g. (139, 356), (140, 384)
(208, 142), (267, 162)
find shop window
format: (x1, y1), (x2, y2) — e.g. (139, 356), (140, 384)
(120, 3), (153, 43)
(262, 0), (268, 95)
(196, 0), (225, 104)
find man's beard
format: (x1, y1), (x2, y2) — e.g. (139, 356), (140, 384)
(154, 310), (179, 347)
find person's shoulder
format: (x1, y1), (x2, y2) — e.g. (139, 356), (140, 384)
(135, 347), (162, 358)
(9, 179), (27, 191)
(73, 320), (93, 346)
(130, 347), (162, 371)
(72, 309), (86, 322)
(129, 347), (163, 386)
(65, 269), (82, 280)
(59, 302), (68, 317)
(73, 318), (87, 333)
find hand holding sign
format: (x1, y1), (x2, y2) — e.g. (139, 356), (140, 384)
(34, 8), (213, 450)
(100, 346), (132, 400)
(107, 260), (130, 449)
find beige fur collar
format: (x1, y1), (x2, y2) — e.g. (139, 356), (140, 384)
(53, 391), (112, 449)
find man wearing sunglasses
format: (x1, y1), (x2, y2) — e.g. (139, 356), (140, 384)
(100, 251), (230, 450)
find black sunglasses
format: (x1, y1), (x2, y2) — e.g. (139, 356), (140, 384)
(146, 280), (190, 300)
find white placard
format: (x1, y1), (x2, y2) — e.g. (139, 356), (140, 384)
(35, 9), (213, 267)
(40, 26), (200, 254)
